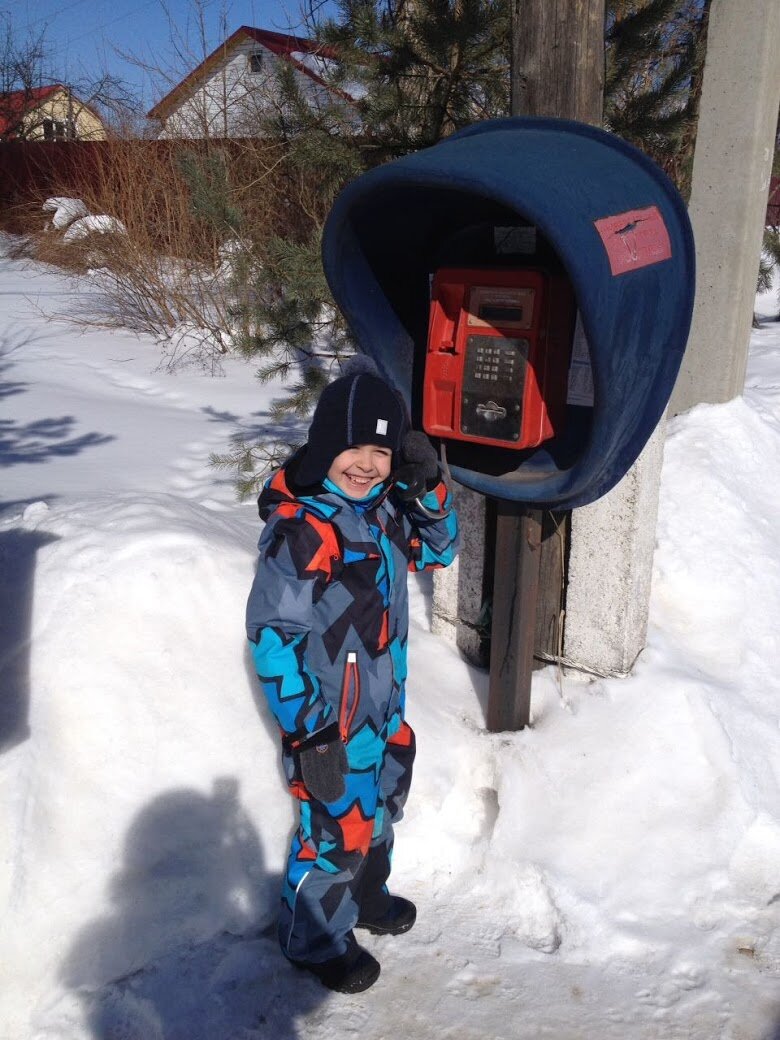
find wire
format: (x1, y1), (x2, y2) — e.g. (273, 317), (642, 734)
(17, 0), (161, 55)
(21, 0), (107, 31)
(58, 0), (160, 53)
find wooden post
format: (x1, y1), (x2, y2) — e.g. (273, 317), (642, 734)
(512, 0), (605, 121)
(486, 0), (604, 732)
(487, 504), (542, 731)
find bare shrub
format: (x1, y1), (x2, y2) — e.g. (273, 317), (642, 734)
(0, 194), (99, 273)
(10, 138), (304, 369)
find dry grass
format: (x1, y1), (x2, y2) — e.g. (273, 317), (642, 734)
(2, 138), (307, 369)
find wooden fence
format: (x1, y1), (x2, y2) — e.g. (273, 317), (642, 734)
(2, 139), (779, 230)
(0, 137), (280, 215)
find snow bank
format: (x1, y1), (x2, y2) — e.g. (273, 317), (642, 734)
(42, 197), (89, 230)
(63, 215), (127, 243)
(41, 196), (126, 242)
(1, 495), (289, 1034)
(6, 446), (778, 1036)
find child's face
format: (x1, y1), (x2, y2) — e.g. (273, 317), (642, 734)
(327, 444), (393, 498)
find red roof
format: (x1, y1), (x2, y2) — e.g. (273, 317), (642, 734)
(0, 84), (65, 137)
(148, 27), (344, 121)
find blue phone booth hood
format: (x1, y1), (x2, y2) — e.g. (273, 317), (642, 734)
(321, 117), (695, 509)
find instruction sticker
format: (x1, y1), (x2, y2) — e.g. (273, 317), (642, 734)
(594, 205), (672, 276)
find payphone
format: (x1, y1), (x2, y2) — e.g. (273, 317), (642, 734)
(423, 267), (576, 452)
(322, 116), (695, 508)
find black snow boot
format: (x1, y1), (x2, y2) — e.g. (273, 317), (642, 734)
(290, 940), (380, 994)
(356, 895), (417, 936)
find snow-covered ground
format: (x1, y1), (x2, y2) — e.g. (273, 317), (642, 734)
(1, 242), (779, 1040)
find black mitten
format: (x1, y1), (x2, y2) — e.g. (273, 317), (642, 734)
(394, 431), (440, 502)
(298, 728), (348, 803)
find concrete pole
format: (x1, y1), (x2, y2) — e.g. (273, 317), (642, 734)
(564, 0), (780, 675)
(563, 419), (667, 675)
(432, 483), (488, 665)
(670, 0), (780, 414)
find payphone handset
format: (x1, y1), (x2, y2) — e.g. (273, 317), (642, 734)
(422, 267), (575, 451)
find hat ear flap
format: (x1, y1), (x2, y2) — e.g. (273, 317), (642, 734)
(290, 444), (325, 489)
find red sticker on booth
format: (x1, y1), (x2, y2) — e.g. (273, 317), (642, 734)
(594, 205), (672, 276)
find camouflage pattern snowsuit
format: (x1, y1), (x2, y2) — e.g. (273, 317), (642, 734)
(246, 464), (459, 964)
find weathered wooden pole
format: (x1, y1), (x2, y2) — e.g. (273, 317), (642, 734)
(486, 0), (605, 732)
(486, 504), (542, 731)
(511, 0), (606, 122)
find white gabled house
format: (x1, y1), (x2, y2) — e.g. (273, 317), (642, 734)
(147, 26), (349, 139)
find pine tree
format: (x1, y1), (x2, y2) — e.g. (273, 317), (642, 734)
(757, 110), (780, 317)
(177, 148), (243, 238)
(318, 0), (510, 157)
(605, 0), (711, 200)
(213, 0), (510, 494)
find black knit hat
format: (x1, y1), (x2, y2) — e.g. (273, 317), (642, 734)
(295, 358), (409, 487)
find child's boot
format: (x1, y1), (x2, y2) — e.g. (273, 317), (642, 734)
(290, 936), (380, 993)
(356, 843), (416, 936)
(357, 895), (416, 936)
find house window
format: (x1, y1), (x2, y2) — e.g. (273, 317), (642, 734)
(42, 119), (75, 141)
(248, 51), (263, 74)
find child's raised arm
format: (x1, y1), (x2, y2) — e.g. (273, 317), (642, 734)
(405, 481), (460, 572)
(392, 431), (460, 572)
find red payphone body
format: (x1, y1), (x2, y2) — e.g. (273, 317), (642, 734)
(423, 267), (576, 450)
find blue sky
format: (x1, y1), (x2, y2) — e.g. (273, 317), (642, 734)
(8, 0), (330, 111)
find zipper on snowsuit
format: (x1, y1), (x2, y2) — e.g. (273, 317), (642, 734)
(339, 652), (360, 742)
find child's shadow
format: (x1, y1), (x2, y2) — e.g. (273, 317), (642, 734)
(61, 778), (328, 1040)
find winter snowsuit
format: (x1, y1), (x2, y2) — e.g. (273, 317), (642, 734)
(246, 462), (459, 964)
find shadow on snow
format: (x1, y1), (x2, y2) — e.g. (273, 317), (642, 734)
(0, 330), (114, 469)
(0, 415), (115, 467)
(61, 779), (329, 1040)
(0, 526), (61, 753)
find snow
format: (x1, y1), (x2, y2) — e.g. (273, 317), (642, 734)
(289, 51), (367, 101)
(41, 198), (89, 231)
(1, 240), (779, 1039)
(62, 215), (127, 244)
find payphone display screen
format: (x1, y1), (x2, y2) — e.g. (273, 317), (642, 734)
(460, 335), (528, 443)
(466, 286), (535, 330)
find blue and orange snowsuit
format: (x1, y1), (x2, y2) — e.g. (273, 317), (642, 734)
(246, 463), (459, 964)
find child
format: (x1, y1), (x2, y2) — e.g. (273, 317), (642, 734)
(246, 359), (459, 993)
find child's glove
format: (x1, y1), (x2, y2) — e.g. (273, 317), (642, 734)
(297, 725), (348, 803)
(393, 431), (440, 502)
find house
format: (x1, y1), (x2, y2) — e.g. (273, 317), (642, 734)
(0, 85), (107, 142)
(148, 26), (350, 139)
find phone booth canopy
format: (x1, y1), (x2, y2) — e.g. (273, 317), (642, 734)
(321, 117), (695, 509)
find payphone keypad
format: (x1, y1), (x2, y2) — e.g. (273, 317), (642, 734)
(460, 335), (528, 442)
